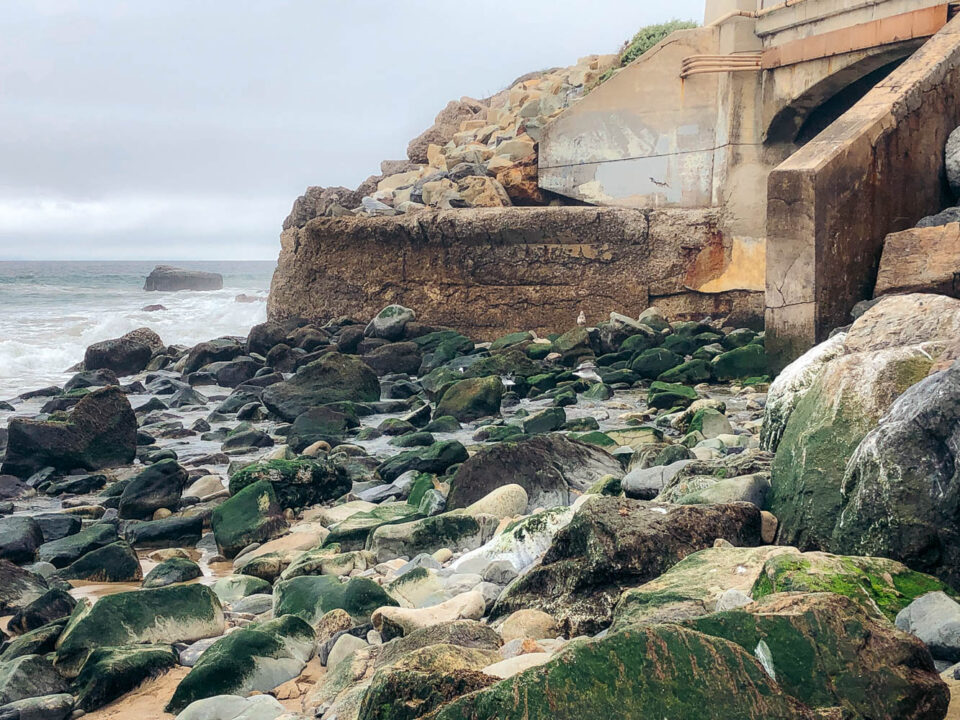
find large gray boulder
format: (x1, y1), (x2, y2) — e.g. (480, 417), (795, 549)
(143, 265), (223, 291)
(834, 361), (960, 585)
(896, 591), (960, 663)
(118, 459), (189, 520)
(83, 328), (162, 377)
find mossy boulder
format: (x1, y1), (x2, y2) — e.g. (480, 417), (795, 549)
(658, 359), (712, 384)
(768, 347), (933, 551)
(0, 619), (66, 662)
(211, 479), (287, 558)
(581, 382), (613, 401)
(74, 644), (177, 712)
(630, 347), (683, 380)
(368, 511), (499, 563)
(54, 584), (224, 677)
(613, 546), (793, 628)
(324, 503), (422, 550)
(647, 381), (698, 410)
(489, 331), (534, 351)
(142, 556), (201, 589)
(491, 498), (761, 635)
(229, 458), (350, 510)
(1, 386), (137, 478)
(377, 441), (468, 483)
(435, 376), (504, 423)
(520, 407), (565, 435)
(273, 576), (396, 626)
(428, 624), (814, 720)
(37, 522), (117, 568)
(261, 352), (380, 422)
(711, 343), (768, 381)
(750, 551), (955, 622)
(166, 614), (316, 713)
(680, 592), (948, 720)
(212, 574), (272, 604)
(551, 327), (594, 366)
(54, 540), (142, 583)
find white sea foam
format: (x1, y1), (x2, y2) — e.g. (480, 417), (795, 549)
(0, 262), (272, 400)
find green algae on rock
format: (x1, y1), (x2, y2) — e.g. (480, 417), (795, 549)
(211, 479), (287, 558)
(273, 575), (396, 626)
(54, 584), (224, 678)
(166, 614), (316, 714)
(74, 644), (177, 711)
(434, 376), (504, 422)
(229, 457), (350, 510)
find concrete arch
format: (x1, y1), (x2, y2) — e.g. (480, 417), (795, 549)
(763, 40), (922, 146)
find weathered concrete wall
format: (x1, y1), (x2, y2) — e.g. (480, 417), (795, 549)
(267, 207), (763, 339)
(765, 14), (960, 369)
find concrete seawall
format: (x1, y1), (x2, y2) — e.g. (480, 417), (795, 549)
(267, 206), (762, 339)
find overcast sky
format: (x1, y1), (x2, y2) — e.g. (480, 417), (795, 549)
(0, 1), (704, 261)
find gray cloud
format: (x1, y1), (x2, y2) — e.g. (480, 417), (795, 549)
(0, 0), (704, 260)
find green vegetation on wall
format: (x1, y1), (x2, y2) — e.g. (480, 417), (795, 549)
(598, 19), (699, 85)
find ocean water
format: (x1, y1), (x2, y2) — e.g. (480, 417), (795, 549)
(0, 261), (275, 399)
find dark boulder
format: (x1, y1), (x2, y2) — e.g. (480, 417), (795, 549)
(122, 514), (203, 548)
(211, 480), (287, 558)
(33, 515), (81, 543)
(447, 434), (622, 512)
(491, 498), (762, 635)
(54, 540), (142, 583)
(142, 557), (202, 589)
(1, 387), (137, 478)
(118, 459), (188, 520)
(0, 561), (48, 614)
(246, 321), (288, 356)
(286, 406), (359, 452)
(261, 352), (380, 422)
(37, 523), (117, 568)
(362, 342), (422, 376)
(63, 369), (119, 393)
(377, 441), (468, 483)
(7, 589), (76, 635)
(0, 517), (43, 564)
(183, 338), (245, 374)
(83, 329), (161, 377)
(143, 265), (222, 291)
(215, 357), (261, 388)
(73, 644), (177, 712)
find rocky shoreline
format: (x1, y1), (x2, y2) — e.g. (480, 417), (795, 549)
(0, 298), (958, 719)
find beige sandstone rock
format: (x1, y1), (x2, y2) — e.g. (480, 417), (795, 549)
(498, 609), (559, 643)
(457, 176), (512, 208)
(482, 652), (553, 679)
(372, 591), (486, 637)
(463, 484), (527, 520)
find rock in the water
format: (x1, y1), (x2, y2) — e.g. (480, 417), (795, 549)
(1, 387), (137, 478)
(447, 434), (622, 512)
(368, 511), (499, 563)
(143, 265), (223, 291)
(123, 515), (203, 549)
(73, 644), (177, 711)
(261, 353), (380, 422)
(434, 376), (504, 422)
(83, 328), (162, 377)
(896, 591), (960, 663)
(491, 498), (761, 635)
(211, 480), (287, 559)
(54, 584), (225, 677)
(143, 556), (202, 589)
(166, 614), (315, 714)
(118, 459), (189, 520)
(229, 458), (350, 511)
